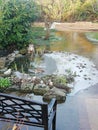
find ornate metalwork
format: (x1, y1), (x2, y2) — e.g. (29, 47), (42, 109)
(0, 93), (57, 130)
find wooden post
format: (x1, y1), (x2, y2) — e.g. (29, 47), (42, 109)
(52, 99), (57, 130)
(42, 104), (48, 130)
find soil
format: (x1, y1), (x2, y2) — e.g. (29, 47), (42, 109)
(53, 22), (98, 32)
(34, 22), (98, 32)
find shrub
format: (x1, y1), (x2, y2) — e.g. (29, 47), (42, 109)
(0, 0), (39, 52)
(0, 77), (12, 90)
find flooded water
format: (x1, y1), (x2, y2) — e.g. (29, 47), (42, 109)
(34, 31), (98, 94)
(44, 31), (98, 68)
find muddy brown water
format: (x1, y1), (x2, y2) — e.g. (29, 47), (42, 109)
(44, 31), (98, 69)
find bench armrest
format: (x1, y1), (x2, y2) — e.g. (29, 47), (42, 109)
(48, 98), (57, 116)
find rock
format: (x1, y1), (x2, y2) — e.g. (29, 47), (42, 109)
(14, 50), (19, 55)
(13, 71), (24, 79)
(13, 71), (31, 80)
(7, 85), (21, 91)
(15, 53), (23, 58)
(54, 84), (72, 93)
(6, 53), (15, 64)
(5, 52), (16, 67)
(19, 48), (27, 55)
(0, 68), (8, 77)
(33, 84), (50, 95)
(0, 57), (6, 69)
(43, 87), (66, 103)
(25, 93), (34, 100)
(21, 82), (34, 92)
(0, 68), (7, 73)
(4, 69), (12, 76)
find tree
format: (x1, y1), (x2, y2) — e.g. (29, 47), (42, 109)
(37, 0), (98, 22)
(0, 0), (39, 52)
(37, 0), (65, 40)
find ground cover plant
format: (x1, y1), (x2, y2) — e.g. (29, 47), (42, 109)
(0, 77), (11, 91)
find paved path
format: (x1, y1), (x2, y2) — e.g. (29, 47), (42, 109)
(0, 83), (98, 130)
(34, 22), (98, 32)
(54, 22), (98, 32)
(56, 83), (98, 130)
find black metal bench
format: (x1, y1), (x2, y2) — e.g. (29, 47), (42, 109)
(0, 93), (57, 130)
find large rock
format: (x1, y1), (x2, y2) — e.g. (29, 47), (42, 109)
(33, 84), (50, 95)
(4, 69), (12, 76)
(43, 87), (66, 103)
(6, 85), (21, 91)
(5, 53), (16, 67)
(21, 82), (34, 92)
(54, 84), (72, 93)
(0, 57), (6, 69)
(13, 71), (31, 80)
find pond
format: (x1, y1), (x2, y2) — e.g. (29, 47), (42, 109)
(45, 31), (98, 69)
(34, 31), (98, 95)
(36, 31), (98, 68)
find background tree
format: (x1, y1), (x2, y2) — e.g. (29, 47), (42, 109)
(37, 0), (98, 22)
(37, 0), (65, 40)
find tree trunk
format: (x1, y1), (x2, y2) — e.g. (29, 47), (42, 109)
(44, 21), (50, 40)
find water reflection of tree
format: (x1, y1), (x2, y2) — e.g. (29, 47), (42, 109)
(45, 44), (51, 51)
(50, 31), (97, 58)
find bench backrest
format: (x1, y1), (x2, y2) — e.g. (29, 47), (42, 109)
(0, 93), (57, 130)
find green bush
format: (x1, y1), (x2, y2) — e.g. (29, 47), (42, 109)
(0, 77), (12, 89)
(0, 0), (39, 52)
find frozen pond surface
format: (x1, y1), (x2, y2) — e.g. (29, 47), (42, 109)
(39, 52), (98, 95)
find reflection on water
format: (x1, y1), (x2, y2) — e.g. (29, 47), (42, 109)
(52, 32), (97, 56)
(44, 31), (98, 68)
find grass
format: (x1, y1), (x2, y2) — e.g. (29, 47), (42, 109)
(92, 33), (98, 39)
(31, 26), (62, 46)
(86, 32), (98, 40)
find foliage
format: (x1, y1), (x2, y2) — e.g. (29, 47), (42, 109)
(54, 75), (67, 85)
(85, 32), (98, 43)
(52, 69), (76, 85)
(10, 55), (30, 73)
(0, 0), (98, 52)
(86, 32), (98, 39)
(36, 0), (98, 22)
(37, 0), (67, 22)
(0, 0), (39, 52)
(0, 77), (11, 89)
(65, 69), (76, 83)
(61, 0), (98, 21)
(42, 71), (75, 88)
